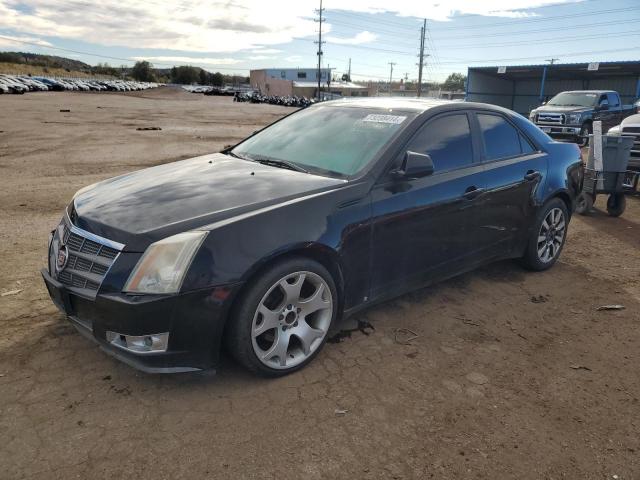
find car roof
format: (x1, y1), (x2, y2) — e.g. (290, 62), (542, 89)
(557, 90), (614, 94)
(319, 96), (454, 112)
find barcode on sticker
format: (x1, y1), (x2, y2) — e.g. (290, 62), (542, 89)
(362, 114), (407, 124)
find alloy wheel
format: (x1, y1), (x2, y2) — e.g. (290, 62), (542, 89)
(537, 207), (566, 263)
(251, 271), (333, 369)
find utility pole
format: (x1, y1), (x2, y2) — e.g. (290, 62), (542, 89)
(388, 62), (396, 94)
(347, 57), (351, 82)
(314, 0), (325, 100)
(417, 18), (426, 97)
(539, 58), (559, 104)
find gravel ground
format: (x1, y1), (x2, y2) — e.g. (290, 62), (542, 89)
(1, 87), (639, 479)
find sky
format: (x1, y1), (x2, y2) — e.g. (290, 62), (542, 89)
(0, 0), (638, 82)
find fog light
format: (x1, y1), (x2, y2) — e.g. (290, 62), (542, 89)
(106, 331), (169, 354)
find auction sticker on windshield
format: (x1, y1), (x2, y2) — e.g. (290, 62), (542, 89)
(362, 114), (407, 124)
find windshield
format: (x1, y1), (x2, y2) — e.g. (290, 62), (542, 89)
(232, 105), (413, 177)
(547, 92), (598, 107)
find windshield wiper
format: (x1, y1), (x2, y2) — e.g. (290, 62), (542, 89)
(226, 150), (248, 160)
(247, 155), (309, 174)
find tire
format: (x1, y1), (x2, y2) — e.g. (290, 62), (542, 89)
(521, 198), (569, 271)
(575, 192), (594, 215)
(226, 256), (338, 377)
(606, 193), (626, 217)
(577, 123), (592, 147)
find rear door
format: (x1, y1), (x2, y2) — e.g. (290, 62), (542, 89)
(471, 111), (548, 257)
(606, 92), (623, 128)
(369, 111), (489, 300)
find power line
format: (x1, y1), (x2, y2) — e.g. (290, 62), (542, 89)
(436, 30), (640, 50)
(430, 6), (639, 31)
(326, 0), (603, 29)
(431, 17), (640, 41)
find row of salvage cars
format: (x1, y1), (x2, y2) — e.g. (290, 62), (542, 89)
(0, 74), (160, 94)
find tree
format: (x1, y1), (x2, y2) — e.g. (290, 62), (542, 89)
(131, 61), (156, 82)
(199, 69), (208, 85)
(442, 73), (466, 91)
(211, 72), (224, 87)
(170, 65), (200, 84)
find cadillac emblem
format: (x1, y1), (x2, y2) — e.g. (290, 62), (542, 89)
(56, 244), (68, 271)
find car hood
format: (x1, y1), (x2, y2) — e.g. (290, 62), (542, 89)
(535, 105), (592, 114)
(73, 153), (346, 251)
(621, 113), (640, 126)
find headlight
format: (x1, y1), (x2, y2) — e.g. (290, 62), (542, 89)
(608, 125), (621, 134)
(566, 113), (582, 124)
(529, 110), (537, 121)
(123, 231), (208, 294)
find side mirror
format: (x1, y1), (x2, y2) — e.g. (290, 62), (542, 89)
(598, 101), (609, 111)
(391, 151), (434, 179)
(541, 101), (547, 105)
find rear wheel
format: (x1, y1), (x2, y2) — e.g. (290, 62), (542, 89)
(521, 198), (569, 271)
(227, 257), (338, 377)
(606, 193), (626, 217)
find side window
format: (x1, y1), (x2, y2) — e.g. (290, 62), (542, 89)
(477, 113), (523, 160)
(297, 72), (307, 79)
(519, 133), (535, 154)
(598, 94), (608, 105)
(607, 93), (619, 107)
(406, 113), (473, 172)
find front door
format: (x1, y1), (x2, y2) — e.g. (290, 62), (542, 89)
(369, 111), (488, 301)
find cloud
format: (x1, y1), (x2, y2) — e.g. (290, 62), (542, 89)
(0, 0), (583, 54)
(325, 31), (377, 45)
(131, 56), (241, 66)
(285, 55), (302, 63)
(0, 34), (52, 48)
(250, 48), (282, 54)
(248, 55), (276, 60)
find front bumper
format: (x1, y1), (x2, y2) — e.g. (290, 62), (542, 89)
(537, 125), (582, 139)
(42, 268), (240, 373)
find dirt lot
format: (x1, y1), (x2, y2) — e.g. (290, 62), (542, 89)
(1, 87), (639, 479)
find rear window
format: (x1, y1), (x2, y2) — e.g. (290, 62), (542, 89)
(478, 114), (529, 160)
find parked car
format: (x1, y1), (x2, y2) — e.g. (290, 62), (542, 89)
(529, 90), (635, 146)
(42, 98), (582, 376)
(609, 113), (640, 171)
(0, 76), (27, 94)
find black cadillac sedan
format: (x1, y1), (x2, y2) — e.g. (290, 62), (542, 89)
(42, 98), (582, 376)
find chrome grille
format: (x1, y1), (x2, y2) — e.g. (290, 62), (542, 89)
(49, 216), (123, 298)
(537, 113), (565, 125)
(622, 127), (640, 158)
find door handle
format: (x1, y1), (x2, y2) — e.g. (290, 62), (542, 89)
(463, 186), (484, 200)
(524, 170), (541, 181)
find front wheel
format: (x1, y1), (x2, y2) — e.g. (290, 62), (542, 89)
(575, 192), (594, 215)
(227, 257), (338, 377)
(521, 198), (569, 271)
(577, 123), (592, 147)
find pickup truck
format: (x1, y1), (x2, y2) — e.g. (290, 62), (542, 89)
(529, 90), (636, 146)
(609, 113), (640, 171)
